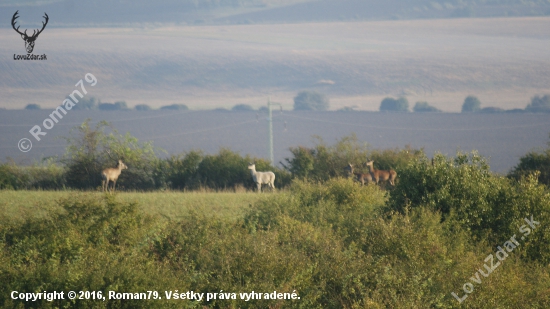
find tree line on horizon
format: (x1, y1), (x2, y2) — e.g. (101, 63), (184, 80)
(13, 91), (550, 113)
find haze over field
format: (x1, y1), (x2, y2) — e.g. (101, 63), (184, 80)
(2, 17), (550, 111)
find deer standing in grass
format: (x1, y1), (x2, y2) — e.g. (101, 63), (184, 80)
(102, 160), (128, 193)
(345, 163), (373, 186)
(365, 159), (397, 186)
(248, 163), (275, 192)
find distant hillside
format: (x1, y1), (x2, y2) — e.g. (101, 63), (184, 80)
(2, 17), (550, 111)
(1, 0), (549, 27)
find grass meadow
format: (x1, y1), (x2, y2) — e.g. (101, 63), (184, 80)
(0, 190), (273, 221)
(1, 167), (550, 308)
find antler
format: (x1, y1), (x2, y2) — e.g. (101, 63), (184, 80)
(30, 12), (49, 39)
(11, 11), (25, 36)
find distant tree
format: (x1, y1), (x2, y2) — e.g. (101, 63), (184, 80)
(24, 104), (41, 110)
(480, 106), (504, 113)
(509, 134), (550, 186)
(461, 96), (481, 112)
(99, 101), (128, 111)
(135, 104), (152, 111)
(413, 101), (440, 112)
(232, 104), (254, 111)
(71, 96), (99, 110)
(505, 108), (525, 113)
(258, 106), (269, 113)
(380, 97), (409, 112)
(294, 91), (329, 111)
(337, 106), (357, 112)
(63, 119), (158, 190)
(213, 107), (229, 112)
(160, 104), (189, 111)
(525, 95), (550, 113)
(114, 101), (128, 110)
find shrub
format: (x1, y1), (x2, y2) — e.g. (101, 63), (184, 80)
(63, 120), (159, 191)
(135, 104), (152, 111)
(293, 91), (329, 111)
(24, 104), (40, 110)
(509, 136), (550, 186)
(379, 97), (408, 112)
(194, 149), (269, 190)
(160, 104), (188, 111)
(0, 195), (180, 309)
(283, 135), (422, 182)
(0, 160), (65, 190)
(71, 96), (99, 110)
(156, 149), (291, 191)
(413, 101), (440, 112)
(387, 151), (550, 262)
(0, 163), (21, 189)
(480, 106), (504, 113)
(525, 94), (550, 113)
(231, 104), (254, 111)
(461, 95), (481, 112)
(98, 101), (128, 111)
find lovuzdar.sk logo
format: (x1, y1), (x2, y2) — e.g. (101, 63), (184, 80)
(12, 10), (48, 60)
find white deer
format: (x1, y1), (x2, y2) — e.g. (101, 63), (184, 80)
(248, 163), (275, 192)
(102, 160), (128, 193)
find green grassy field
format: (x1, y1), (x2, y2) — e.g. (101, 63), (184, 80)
(0, 190), (277, 221)
(1, 172), (549, 308)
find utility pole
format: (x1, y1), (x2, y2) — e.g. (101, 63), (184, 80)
(267, 97), (282, 166)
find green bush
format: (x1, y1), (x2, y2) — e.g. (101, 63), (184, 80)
(231, 104), (254, 111)
(0, 195), (180, 309)
(98, 101), (128, 111)
(63, 120), (160, 191)
(195, 149), (270, 190)
(525, 94), (550, 113)
(413, 101), (440, 112)
(461, 95), (481, 112)
(24, 104), (41, 110)
(71, 96), (99, 110)
(283, 135), (422, 182)
(160, 104), (188, 111)
(0, 160), (65, 190)
(387, 151), (550, 262)
(509, 146), (550, 186)
(293, 91), (330, 111)
(135, 104), (153, 111)
(379, 97), (408, 112)
(156, 149), (291, 191)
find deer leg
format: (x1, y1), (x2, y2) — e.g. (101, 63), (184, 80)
(257, 182), (262, 193)
(112, 180), (116, 193)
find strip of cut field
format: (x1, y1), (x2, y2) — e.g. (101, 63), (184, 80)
(0, 191), (275, 221)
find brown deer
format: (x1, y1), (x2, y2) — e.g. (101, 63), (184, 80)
(344, 163), (374, 186)
(365, 159), (397, 186)
(102, 160), (128, 193)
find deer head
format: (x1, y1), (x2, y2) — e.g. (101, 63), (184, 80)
(12, 11), (49, 54)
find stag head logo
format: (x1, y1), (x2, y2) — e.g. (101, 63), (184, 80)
(12, 10), (49, 54)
